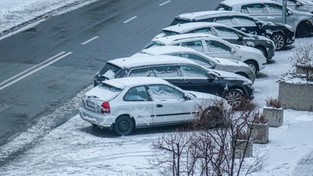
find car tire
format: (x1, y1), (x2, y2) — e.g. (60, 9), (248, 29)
(296, 21), (312, 38)
(244, 60), (258, 74)
(114, 115), (135, 136)
(271, 33), (285, 50)
(224, 89), (245, 109)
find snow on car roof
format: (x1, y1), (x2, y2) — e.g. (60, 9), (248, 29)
(163, 22), (229, 33)
(104, 77), (170, 89)
(176, 10), (243, 21)
(140, 46), (198, 55)
(151, 33), (221, 44)
(220, 0), (278, 6)
(108, 54), (197, 68)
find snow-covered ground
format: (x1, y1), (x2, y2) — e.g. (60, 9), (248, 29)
(0, 0), (98, 39)
(1, 1), (313, 176)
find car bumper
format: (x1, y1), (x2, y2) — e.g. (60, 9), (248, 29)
(267, 48), (275, 60)
(286, 33), (296, 45)
(79, 108), (115, 128)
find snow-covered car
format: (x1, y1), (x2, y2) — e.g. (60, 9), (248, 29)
(215, 0), (313, 37)
(144, 33), (267, 74)
(169, 10), (295, 50)
(94, 55), (254, 107)
(273, 0), (313, 13)
(134, 46), (256, 82)
(154, 22), (275, 59)
(80, 77), (230, 135)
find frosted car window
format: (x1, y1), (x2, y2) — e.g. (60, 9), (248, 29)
(180, 54), (213, 67)
(243, 4), (268, 15)
(180, 65), (209, 78)
(154, 66), (180, 78)
(99, 63), (121, 79)
(181, 40), (204, 53)
(233, 16), (257, 27)
(124, 86), (150, 101)
(144, 41), (165, 49)
(265, 3), (283, 14)
(129, 67), (151, 77)
(215, 17), (234, 26)
(148, 84), (185, 101)
(214, 27), (239, 39)
(193, 28), (214, 35)
(205, 40), (231, 53)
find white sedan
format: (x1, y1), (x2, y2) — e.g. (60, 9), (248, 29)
(79, 77), (230, 135)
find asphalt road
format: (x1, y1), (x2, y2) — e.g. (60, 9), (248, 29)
(0, 0), (221, 146)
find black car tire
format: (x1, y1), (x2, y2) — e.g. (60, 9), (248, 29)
(271, 33), (285, 50)
(114, 115), (135, 136)
(224, 89), (244, 109)
(245, 60), (258, 74)
(296, 21), (312, 38)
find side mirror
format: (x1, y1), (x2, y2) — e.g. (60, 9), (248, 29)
(231, 48), (236, 54)
(255, 21), (264, 29)
(296, 1), (302, 6)
(287, 10), (293, 16)
(184, 94), (191, 100)
(238, 35), (243, 41)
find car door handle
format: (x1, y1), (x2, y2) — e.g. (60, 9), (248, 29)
(156, 104), (163, 108)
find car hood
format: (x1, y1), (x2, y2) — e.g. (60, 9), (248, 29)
(212, 70), (252, 84)
(214, 57), (248, 67)
(84, 85), (121, 101)
(235, 45), (263, 56)
(186, 90), (226, 102)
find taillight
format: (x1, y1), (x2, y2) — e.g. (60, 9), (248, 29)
(101, 102), (110, 114)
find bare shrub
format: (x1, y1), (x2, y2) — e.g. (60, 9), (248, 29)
(150, 99), (263, 176)
(290, 41), (313, 81)
(265, 97), (282, 108)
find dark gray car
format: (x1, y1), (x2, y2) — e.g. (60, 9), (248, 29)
(155, 22), (275, 59)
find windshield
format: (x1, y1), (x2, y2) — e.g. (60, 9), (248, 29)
(99, 63), (121, 79)
(170, 18), (190, 26)
(162, 30), (179, 37)
(100, 83), (123, 92)
(215, 4), (233, 11)
(144, 41), (165, 49)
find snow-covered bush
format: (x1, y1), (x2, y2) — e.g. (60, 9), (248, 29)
(288, 42), (313, 82)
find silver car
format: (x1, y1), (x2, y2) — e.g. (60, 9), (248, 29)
(273, 0), (313, 13)
(80, 77), (230, 135)
(134, 46), (256, 82)
(216, 0), (313, 37)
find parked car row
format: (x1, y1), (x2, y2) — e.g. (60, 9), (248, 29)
(80, 1), (313, 135)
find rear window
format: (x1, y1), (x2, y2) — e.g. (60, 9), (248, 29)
(100, 83), (123, 92)
(215, 4), (233, 11)
(99, 63), (122, 79)
(170, 18), (190, 26)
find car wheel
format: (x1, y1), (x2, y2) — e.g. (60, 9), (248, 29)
(224, 89), (244, 109)
(114, 115), (135, 136)
(271, 33), (285, 50)
(296, 21), (312, 38)
(244, 60), (258, 74)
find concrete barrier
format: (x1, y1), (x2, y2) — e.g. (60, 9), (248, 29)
(278, 81), (313, 111)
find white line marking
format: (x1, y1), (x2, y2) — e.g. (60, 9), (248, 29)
(0, 52), (72, 91)
(123, 16), (137, 23)
(81, 36), (99, 45)
(159, 0), (171, 6)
